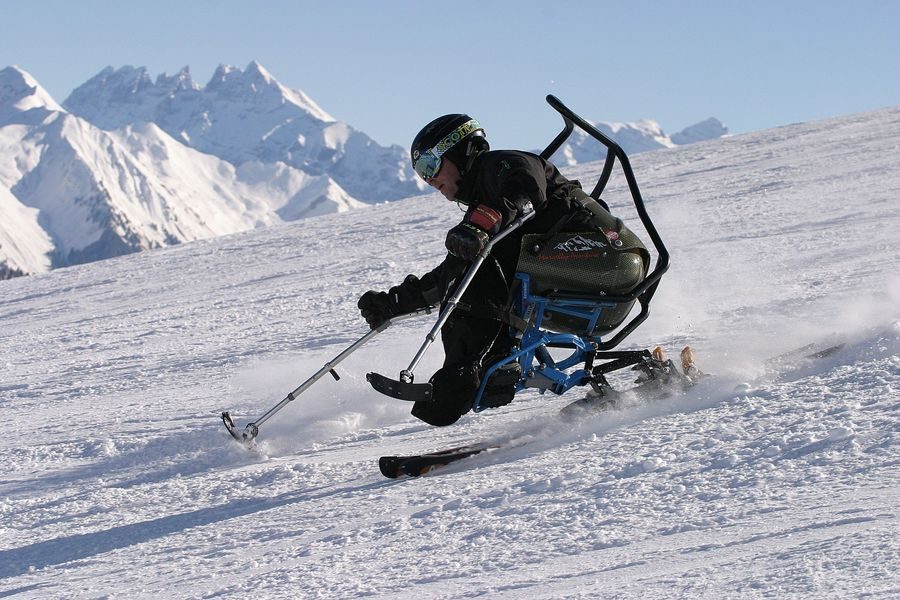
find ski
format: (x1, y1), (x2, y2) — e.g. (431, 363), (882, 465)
(379, 372), (686, 478)
(379, 443), (499, 478)
(221, 411), (258, 449)
(766, 340), (845, 369)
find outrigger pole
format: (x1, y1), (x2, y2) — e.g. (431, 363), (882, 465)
(221, 307), (435, 447)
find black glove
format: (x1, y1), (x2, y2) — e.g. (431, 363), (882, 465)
(507, 193), (533, 215)
(357, 290), (396, 329)
(445, 223), (490, 261)
(445, 204), (502, 261)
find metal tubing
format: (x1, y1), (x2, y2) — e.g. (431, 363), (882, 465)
(539, 95), (670, 350)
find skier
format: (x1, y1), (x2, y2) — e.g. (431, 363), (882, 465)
(358, 114), (649, 426)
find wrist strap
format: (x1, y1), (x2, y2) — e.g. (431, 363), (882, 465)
(467, 204), (502, 233)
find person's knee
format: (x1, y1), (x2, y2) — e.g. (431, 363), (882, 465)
(410, 364), (479, 427)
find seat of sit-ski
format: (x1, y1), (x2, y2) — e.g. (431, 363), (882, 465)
(515, 229), (647, 338)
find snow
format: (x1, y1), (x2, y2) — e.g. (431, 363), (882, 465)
(1, 106), (898, 598)
(0, 66), (63, 115)
(0, 184), (52, 276)
(670, 117), (728, 145)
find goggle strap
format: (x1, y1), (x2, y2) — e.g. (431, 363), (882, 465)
(431, 119), (482, 159)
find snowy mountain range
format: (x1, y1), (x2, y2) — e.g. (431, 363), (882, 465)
(0, 62), (726, 279)
(0, 65), (370, 279)
(62, 62), (424, 204)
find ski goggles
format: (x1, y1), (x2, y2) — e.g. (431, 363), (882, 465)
(412, 119), (482, 180)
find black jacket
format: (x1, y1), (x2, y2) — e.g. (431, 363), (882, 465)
(389, 150), (601, 320)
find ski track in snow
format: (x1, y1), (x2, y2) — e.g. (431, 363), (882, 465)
(1, 107), (899, 598)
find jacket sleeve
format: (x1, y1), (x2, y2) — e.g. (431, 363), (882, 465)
(479, 153), (549, 226)
(388, 254), (468, 312)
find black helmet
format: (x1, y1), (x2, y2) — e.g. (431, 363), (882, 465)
(410, 114), (488, 180)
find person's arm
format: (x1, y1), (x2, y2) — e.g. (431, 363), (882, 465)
(486, 153), (548, 223)
(357, 256), (466, 327)
(444, 153), (545, 260)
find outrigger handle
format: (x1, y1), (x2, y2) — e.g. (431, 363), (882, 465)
(367, 206), (536, 402)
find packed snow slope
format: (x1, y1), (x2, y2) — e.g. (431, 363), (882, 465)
(1, 106), (898, 599)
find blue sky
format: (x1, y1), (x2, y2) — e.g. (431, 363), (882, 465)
(3, 0), (898, 150)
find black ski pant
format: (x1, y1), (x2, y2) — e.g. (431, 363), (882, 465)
(410, 314), (504, 427)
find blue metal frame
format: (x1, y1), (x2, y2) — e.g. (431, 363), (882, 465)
(472, 273), (620, 412)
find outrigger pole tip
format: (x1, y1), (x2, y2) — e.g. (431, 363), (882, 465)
(221, 411), (259, 447)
